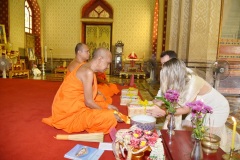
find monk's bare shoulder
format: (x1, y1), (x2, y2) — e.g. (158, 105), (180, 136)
(76, 64), (93, 81)
(67, 60), (79, 72)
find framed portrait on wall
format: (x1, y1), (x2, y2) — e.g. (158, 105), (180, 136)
(28, 48), (36, 60)
(0, 24), (7, 44)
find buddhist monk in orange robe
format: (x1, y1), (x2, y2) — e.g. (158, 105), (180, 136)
(65, 43), (119, 104)
(42, 48), (122, 134)
(96, 72), (120, 104)
(66, 43), (90, 75)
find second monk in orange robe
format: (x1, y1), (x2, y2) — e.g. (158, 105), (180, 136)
(96, 72), (120, 104)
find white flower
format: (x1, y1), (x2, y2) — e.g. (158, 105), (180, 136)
(149, 138), (165, 160)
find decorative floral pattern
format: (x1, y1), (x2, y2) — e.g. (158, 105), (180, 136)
(186, 100), (213, 140)
(149, 138), (165, 160)
(114, 125), (164, 160)
(123, 128), (159, 149)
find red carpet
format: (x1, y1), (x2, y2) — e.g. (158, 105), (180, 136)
(0, 79), (130, 160)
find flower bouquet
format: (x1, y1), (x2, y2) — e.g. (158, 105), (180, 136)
(186, 100), (213, 159)
(126, 128), (159, 149)
(113, 126), (164, 160)
(186, 100), (213, 140)
(155, 89), (179, 114)
(155, 90), (179, 135)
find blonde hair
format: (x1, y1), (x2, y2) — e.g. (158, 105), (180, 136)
(160, 58), (190, 95)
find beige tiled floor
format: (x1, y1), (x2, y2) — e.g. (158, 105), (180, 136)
(106, 75), (159, 100)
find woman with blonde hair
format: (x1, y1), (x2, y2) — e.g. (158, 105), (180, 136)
(147, 58), (235, 152)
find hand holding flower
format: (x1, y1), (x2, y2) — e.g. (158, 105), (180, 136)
(155, 89), (180, 114)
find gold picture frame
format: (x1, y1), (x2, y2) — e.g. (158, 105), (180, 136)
(28, 48), (36, 60)
(0, 24), (7, 44)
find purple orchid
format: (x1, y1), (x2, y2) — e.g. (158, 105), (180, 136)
(164, 90), (179, 103)
(186, 100), (213, 139)
(155, 89), (180, 113)
(186, 100), (213, 116)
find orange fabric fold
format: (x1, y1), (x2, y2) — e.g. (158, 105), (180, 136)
(42, 63), (117, 134)
(96, 72), (120, 104)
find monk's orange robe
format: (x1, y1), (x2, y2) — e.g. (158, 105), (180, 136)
(66, 67), (109, 105)
(42, 63), (117, 134)
(96, 72), (120, 104)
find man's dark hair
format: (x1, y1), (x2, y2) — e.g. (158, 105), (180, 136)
(75, 43), (84, 54)
(160, 50), (177, 58)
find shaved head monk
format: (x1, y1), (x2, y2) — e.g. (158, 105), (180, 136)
(67, 43), (90, 73)
(66, 43), (118, 105)
(42, 48), (122, 134)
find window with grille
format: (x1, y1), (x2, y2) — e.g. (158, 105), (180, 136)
(25, 1), (32, 33)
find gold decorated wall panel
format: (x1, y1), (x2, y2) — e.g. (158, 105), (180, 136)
(177, 0), (191, 61)
(206, 0), (221, 62)
(188, 0), (221, 63)
(42, 0), (88, 58)
(188, 0), (210, 62)
(166, 0), (220, 63)
(7, 0), (157, 60)
(166, 0), (180, 52)
(9, 0), (25, 51)
(109, 0), (155, 59)
(41, 0), (154, 59)
(86, 25), (111, 51)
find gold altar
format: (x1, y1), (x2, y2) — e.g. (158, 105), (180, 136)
(119, 58), (146, 79)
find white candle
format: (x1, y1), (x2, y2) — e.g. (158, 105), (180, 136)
(63, 61), (66, 68)
(44, 46), (47, 62)
(41, 49), (44, 63)
(231, 116), (237, 149)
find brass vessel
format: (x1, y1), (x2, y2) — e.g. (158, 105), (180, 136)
(201, 133), (221, 154)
